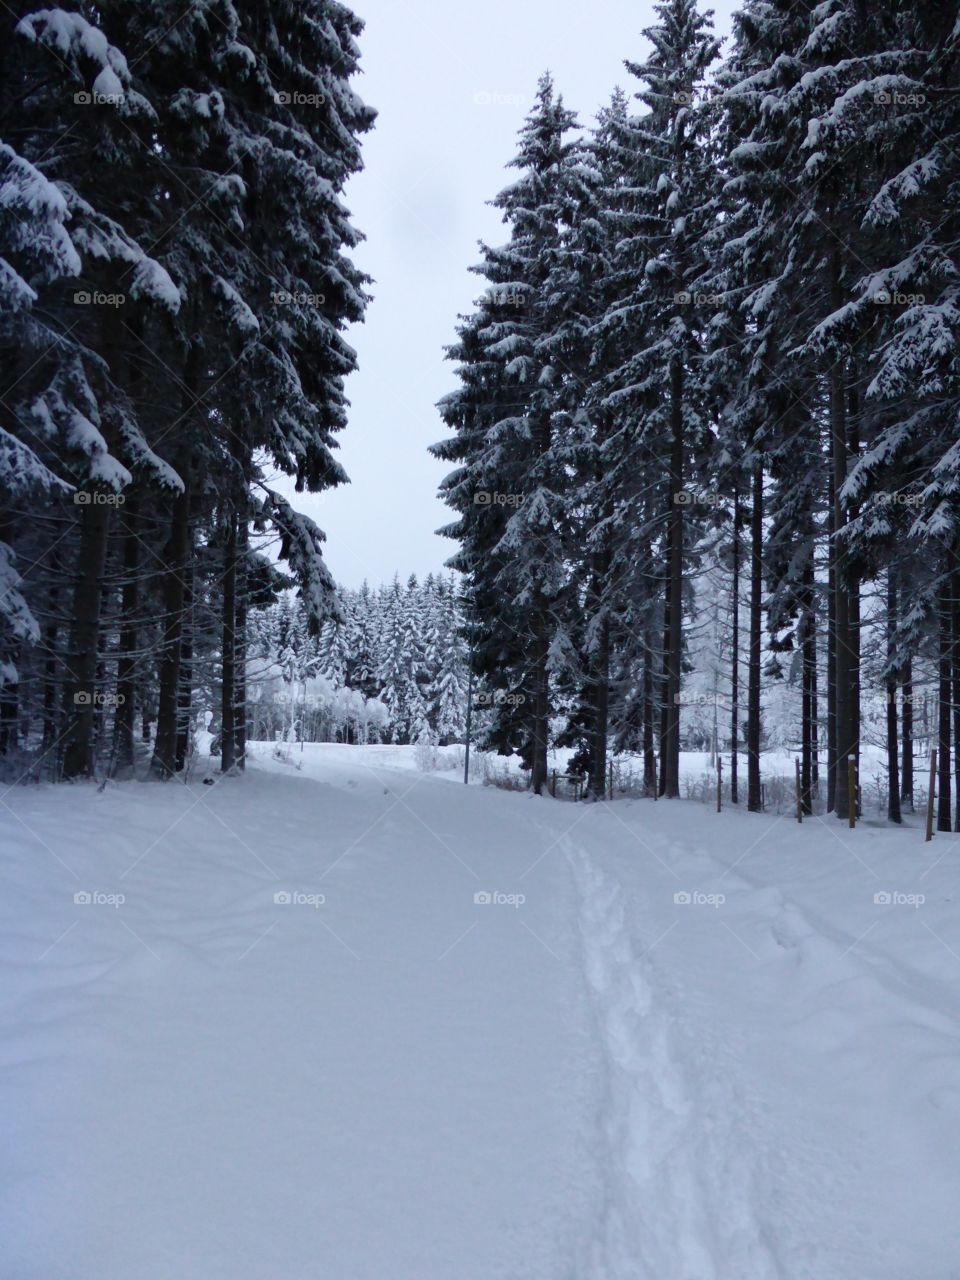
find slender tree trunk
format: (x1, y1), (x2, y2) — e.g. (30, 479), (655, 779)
(663, 356), (684, 798)
(175, 569), (193, 774)
(829, 352), (854, 819)
(937, 573), (952, 832)
(235, 511), (248, 771)
(886, 570), (901, 824)
(747, 462), (763, 811)
(41, 622), (59, 770)
(658, 592), (669, 796)
(588, 611), (610, 800)
(953, 570), (960, 831)
(62, 497), (111, 779)
(730, 485), (740, 805)
(801, 557), (815, 814)
(151, 470), (191, 778)
(826, 481), (837, 812)
(110, 507), (139, 777)
(901, 654), (914, 811)
(530, 598), (549, 795)
(221, 503), (238, 774)
(643, 635), (656, 795)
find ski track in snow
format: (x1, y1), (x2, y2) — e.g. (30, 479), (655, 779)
(565, 834), (780, 1280)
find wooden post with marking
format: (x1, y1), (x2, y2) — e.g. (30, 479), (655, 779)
(796, 756), (802, 823)
(848, 758), (856, 829)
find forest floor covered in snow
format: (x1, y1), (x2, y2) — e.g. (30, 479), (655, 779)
(2, 743), (959, 1278)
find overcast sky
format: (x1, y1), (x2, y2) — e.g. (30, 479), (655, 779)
(302, 0), (739, 589)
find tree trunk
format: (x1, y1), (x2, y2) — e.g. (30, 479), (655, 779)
(953, 570), (960, 831)
(110, 509), (140, 777)
(588, 612), (610, 800)
(886, 570), (901, 824)
(530, 598), (549, 795)
(62, 497), (111, 779)
(662, 355), (684, 798)
(151, 470), (191, 778)
(643, 635), (656, 795)
(830, 349), (854, 820)
(747, 461), (763, 812)
(730, 484), (740, 805)
(901, 654), (914, 811)
(937, 573), (952, 832)
(234, 510), (249, 771)
(151, 336), (200, 778)
(800, 556), (816, 814)
(221, 503), (238, 774)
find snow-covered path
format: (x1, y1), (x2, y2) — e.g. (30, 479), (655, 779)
(3, 746), (960, 1278)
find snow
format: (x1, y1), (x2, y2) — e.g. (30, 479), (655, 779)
(2, 745), (959, 1278)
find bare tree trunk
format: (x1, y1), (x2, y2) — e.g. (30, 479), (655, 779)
(530, 599), (549, 795)
(643, 635), (656, 795)
(221, 504), (237, 774)
(151, 470), (191, 778)
(937, 573), (952, 832)
(234, 511), (249, 771)
(588, 612), (610, 800)
(953, 570), (960, 831)
(662, 356), (684, 798)
(730, 484), (740, 805)
(829, 350), (854, 819)
(901, 654), (914, 811)
(801, 556), (816, 814)
(62, 497), (111, 779)
(111, 507), (140, 777)
(886, 570), (901, 824)
(151, 335), (200, 778)
(747, 462), (763, 812)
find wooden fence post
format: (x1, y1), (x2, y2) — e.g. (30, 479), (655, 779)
(795, 757), (802, 823)
(848, 758), (856, 829)
(608, 761), (613, 801)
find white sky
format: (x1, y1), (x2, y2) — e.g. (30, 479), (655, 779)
(302, 0), (739, 589)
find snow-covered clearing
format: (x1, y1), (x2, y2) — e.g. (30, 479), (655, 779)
(2, 743), (959, 1278)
